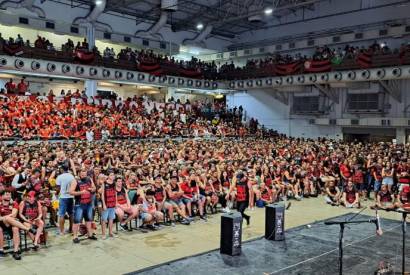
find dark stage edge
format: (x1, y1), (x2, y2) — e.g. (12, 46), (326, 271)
(128, 213), (409, 275)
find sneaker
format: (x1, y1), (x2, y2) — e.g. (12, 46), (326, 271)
(28, 227), (37, 235)
(170, 222), (176, 227)
(147, 224), (157, 231)
(0, 250), (5, 258)
(12, 252), (21, 260)
(32, 244), (40, 251)
(73, 238), (80, 244)
(88, 235), (98, 241)
(101, 235), (108, 240)
(295, 195), (302, 201)
(119, 223), (129, 231)
(200, 215), (207, 221)
(180, 219), (190, 225)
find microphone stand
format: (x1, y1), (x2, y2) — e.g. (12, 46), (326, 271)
(324, 218), (377, 275)
(377, 208), (409, 275)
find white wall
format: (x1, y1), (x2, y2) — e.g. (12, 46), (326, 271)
(226, 89), (342, 139)
(227, 78), (410, 140)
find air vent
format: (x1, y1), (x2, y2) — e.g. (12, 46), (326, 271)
(406, 26), (410, 32)
(104, 32), (111, 39)
(351, 119), (359, 125)
(381, 119), (391, 126)
(160, 42), (166, 49)
(379, 29), (388, 36)
(19, 17), (29, 24)
(45, 22), (55, 29)
(329, 119), (337, 125)
(333, 36), (340, 42)
(230, 51), (237, 57)
(259, 47), (265, 53)
(70, 26), (79, 34)
(309, 119), (315, 125)
(355, 33), (363, 39)
(142, 39), (149, 46)
(289, 42), (295, 49)
(307, 40), (315, 46)
(124, 36), (131, 43)
(275, 44), (282, 51)
(244, 49), (252, 55)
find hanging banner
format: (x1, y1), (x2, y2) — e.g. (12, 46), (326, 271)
(74, 49), (95, 63)
(3, 44), (24, 56)
(356, 51), (373, 68)
(273, 62), (303, 75)
(304, 59), (332, 73)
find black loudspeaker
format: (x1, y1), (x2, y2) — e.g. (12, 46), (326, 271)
(265, 203), (285, 241)
(220, 212), (242, 256)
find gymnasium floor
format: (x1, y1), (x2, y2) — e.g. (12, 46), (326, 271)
(1, 197), (405, 275)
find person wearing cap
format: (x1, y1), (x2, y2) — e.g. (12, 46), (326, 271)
(18, 191), (44, 251)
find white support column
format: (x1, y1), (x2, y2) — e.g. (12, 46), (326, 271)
(396, 127), (406, 144)
(85, 80), (97, 97)
(85, 23), (96, 50)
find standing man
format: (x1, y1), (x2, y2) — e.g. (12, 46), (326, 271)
(56, 164), (74, 235)
(69, 169), (97, 243)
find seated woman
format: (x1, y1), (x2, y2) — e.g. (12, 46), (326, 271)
(341, 180), (360, 208)
(371, 184), (396, 210)
(325, 180), (341, 206)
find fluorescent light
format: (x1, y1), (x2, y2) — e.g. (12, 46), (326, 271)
(95, 0), (103, 6)
(196, 23), (204, 30)
(264, 7), (273, 15)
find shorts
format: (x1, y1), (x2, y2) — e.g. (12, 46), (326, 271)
(166, 199), (184, 207)
(101, 207), (116, 222)
(382, 178), (394, 186)
(58, 198), (74, 217)
(74, 203), (93, 224)
(0, 221), (12, 235)
(182, 195), (204, 204)
(140, 212), (151, 221)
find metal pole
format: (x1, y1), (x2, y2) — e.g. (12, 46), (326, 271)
(339, 224), (344, 275)
(403, 213), (407, 275)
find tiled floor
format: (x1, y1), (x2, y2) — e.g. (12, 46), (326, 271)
(1, 197), (405, 275)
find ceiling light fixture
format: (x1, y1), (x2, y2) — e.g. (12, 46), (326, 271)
(95, 0), (103, 6)
(264, 7), (273, 15)
(196, 23), (204, 30)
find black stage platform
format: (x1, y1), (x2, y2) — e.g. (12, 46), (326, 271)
(132, 214), (409, 275)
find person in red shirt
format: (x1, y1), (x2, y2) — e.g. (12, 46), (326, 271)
(0, 190), (37, 260)
(17, 79), (29, 95)
(180, 174), (206, 220)
(5, 78), (16, 94)
(19, 191), (44, 250)
(115, 177), (138, 231)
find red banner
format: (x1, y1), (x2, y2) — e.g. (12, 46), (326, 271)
(3, 44), (24, 56)
(74, 49), (95, 63)
(304, 59), (332, 73)
(138, 62), (161, 72)
(273, 62), (302, 76)
(180, 68), (202, 78)
(356, 51), (372, 68)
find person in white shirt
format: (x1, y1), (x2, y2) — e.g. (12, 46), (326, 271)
(86, 130), (94, 142)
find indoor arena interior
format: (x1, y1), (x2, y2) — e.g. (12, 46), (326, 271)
(0, 0), (410, 274)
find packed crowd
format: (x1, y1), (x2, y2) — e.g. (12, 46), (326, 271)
(2, 33), (408, 81)
(0, 137), (408, 260)
(219, 41), (400, 77)
(0, 93), (255, 140)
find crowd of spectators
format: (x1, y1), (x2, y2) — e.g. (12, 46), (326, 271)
(0, 90), (257, 140)
(0, 135), (408, 259)
(1, 33), (410, 80)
